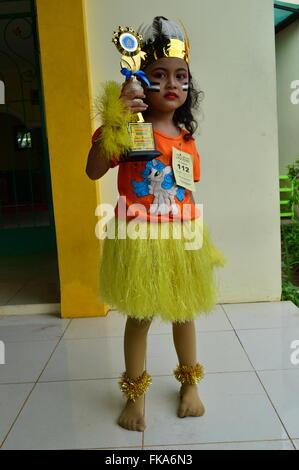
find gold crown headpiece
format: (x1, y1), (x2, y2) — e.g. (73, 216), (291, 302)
(112, 16), (190, 73)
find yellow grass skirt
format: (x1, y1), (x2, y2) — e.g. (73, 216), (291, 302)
(97, 216), (227, 323)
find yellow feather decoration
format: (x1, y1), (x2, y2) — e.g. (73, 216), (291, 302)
(93, 81), (135, 161)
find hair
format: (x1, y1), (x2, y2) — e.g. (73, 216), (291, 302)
(174, 68), (205, 142)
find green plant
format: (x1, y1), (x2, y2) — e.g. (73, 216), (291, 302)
(281, 280), (299, 307)
(286, 158), (299, 215)
(281, 221), (299, 307)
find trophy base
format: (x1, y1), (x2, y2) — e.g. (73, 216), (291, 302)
(120, 150), (162, 163)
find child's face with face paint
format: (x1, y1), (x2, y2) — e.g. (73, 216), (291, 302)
(142, 57), (189, 114)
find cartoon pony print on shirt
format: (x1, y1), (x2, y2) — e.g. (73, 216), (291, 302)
(131, 159), (185, 216)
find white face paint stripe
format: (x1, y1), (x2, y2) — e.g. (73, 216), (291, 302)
(146, 82), (161, 92)
(146, 82), (188, 92)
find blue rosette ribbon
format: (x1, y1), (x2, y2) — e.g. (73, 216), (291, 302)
(120, 68), (151, 87)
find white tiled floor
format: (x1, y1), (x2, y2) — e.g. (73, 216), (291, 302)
(0, 301), (299, 450)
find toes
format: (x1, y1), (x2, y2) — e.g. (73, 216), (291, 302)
(178, 406), (187, 418)
(178, 405), (205, 418)
(132, 421), (145, 432)
(129, 419), (136, 431)
(119, 417), (145, 432)
(136, 419), (145, 431)
(118, 418), (127, 429)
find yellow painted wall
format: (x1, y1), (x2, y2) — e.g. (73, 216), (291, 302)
(35, 0), (107, 317)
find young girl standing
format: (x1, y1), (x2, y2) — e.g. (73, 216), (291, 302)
(86, 16), (227, 432)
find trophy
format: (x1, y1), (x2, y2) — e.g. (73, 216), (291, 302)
(112, 26), (162, 162)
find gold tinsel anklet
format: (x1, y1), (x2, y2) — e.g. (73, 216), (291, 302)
(119, 370), (152, 402)
(173, 363), (205, 385)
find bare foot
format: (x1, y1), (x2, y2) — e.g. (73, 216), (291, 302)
(178, 384), (205, 418)
(117, 394), (146, 432)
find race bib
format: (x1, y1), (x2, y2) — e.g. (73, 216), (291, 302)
(172, 147), (196, 192)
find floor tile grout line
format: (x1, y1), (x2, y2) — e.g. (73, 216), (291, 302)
(1, 439), (295, 451)
(0, 324), (71, 449)
(0, 381), (36, 386)
(2, 324), (296, 344)
(4, 281), (32, 306)
(291, 439), (299, 449)
(220, 302), (299, 443)
(290, 439), (297, 450)
(0, 379), (35, 448)
(49, 438), (295, 450)
(232, 329), (295, 443)
(254, 368), (297, 445)
(56, 325), (299, 341)
(219, 304), (299, 332)
(141, 438), (296, 448)
(0, 379), (37, 449)
(3, 326), (298, 344)
(3, 367), (299, 387)
(59, 317), (74, 339)
(219, 304), (236, 330)
(214, 326), (299, 332)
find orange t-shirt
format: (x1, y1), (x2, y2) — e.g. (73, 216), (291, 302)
(92, 127), (201, 223)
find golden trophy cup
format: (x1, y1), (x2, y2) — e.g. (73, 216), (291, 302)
(112, 26), (162, 162)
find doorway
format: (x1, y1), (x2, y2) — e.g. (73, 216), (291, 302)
(0, 0), (60, 308)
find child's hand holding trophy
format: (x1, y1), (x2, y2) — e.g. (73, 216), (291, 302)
(120, 76), (148, 115)
(112, 26), (162, 161)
